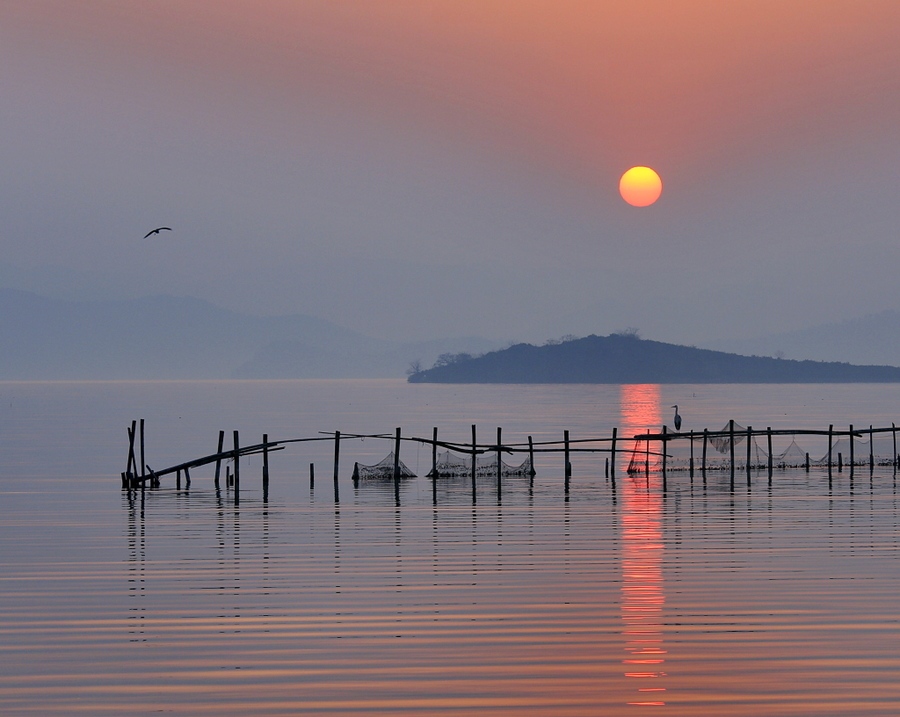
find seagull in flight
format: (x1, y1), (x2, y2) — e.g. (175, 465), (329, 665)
(143, 226), (172, 238)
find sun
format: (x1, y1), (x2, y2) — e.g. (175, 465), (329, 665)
(619, 166), (662, 207)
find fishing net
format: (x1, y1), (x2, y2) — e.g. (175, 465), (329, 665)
(352, 452), (416, 480)
(426, 450), (533, 478)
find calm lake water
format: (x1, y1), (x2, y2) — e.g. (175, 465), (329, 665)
(1, 380), (899, 716)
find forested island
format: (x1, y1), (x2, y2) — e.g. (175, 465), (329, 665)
(406, 333), (900, 384)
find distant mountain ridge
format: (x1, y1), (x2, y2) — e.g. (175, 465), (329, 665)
(0, 289), (496, 379)
(407, 334), (900, 384)
(711, 310), (900, 366)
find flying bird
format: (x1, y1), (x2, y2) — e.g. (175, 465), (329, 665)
(671, 405), (682, 431)
(143, 226), (172, 238)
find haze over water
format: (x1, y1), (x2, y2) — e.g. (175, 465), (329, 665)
(1, 379), (899, 715)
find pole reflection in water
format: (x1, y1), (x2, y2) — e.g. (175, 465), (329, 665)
(619, 384), (667, 706)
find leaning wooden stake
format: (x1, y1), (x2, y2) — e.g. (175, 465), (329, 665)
(214, 430), (224, 488)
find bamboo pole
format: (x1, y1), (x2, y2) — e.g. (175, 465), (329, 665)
(564, 430), (571, 487)
(309, 462), (315, 489)
(828, 424), (833, 477)
(139, 419), (145, 480)
(767, 427), (773, 480)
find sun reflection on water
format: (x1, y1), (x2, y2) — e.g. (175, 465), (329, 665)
(619, 384), (667, 706)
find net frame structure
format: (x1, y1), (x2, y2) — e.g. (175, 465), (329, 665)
(625, 422), (897, 474)
(426, 450), (533, 478)
(351, 451), (416, 481)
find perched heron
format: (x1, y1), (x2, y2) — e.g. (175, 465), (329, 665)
(143, 226), (172, 238)
(671, 405), (682, 431)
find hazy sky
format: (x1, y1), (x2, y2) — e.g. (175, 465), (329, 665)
(2, 1), (899, 345)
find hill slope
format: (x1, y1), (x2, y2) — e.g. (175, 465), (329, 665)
(407, 334), (900, 384)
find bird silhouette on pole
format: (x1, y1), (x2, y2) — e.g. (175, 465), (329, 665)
(671, 405), (682, 431)
(143, 227), (172, 238)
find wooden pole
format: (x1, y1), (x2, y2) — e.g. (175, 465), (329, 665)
(528, 436), (536, 478)
(471, 424), (477, 502)
(432, 427), (438, 478)
(139, 419), (145, 480)
(838, 452), (843, 472)
(393, 428), (401, 483)
(661, 425), (667, 492)
(689, 430), (695, 478)
(702, 429), (708, 482)
(127, 421), (137, 478)
(233, 430), (240, 500)
(432, 427), (438, 504)
(564, 429), (571, 484)
(309, 462), (315, 489)
(645, 429), (650, 475)
(262, 433), (269, 491)
(893, 423), (897, 468)
(729, 419), (735, 489)
(661, 425), (667, 476)
(184, 466), (191, 488)
(805, 452), (810, 472)
(849, 424), (855, 474)
(767, 427), (773, 480)
(176, 469), (181, 490)
(828, 424), (833, 476)
(214, 430), (224, 489)
(610, 427), (617, 479)
(333, 431), (341, 503)
(496, 427), (503, 481)
(746, 425), (752, 487)
(869, 425), (875, 471)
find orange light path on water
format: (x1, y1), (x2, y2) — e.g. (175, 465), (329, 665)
(619, 385), (667, 707)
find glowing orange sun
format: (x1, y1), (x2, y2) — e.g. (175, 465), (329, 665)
(619, 166), (662, 207)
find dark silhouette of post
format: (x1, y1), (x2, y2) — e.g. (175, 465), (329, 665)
(729, 419), (735, 490)
(333, 431), (341, 503)
(610, 427), (617, 480)
(309, 462), (315, 489)
(702, 428), (708, 482)
(471, 425), (477, 503)
(233, 430), (240, 501)
(393, 427), (401, 504)
(746, 425), (752, 486)
(140, 419), (145, 480)
(767, 427), (773, 481)
(849, 424), (855, 476)
(262, 433), (269, 492)
(214, 430), (224, 488)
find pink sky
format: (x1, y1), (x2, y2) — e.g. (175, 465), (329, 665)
(2, 1), (900, 344)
